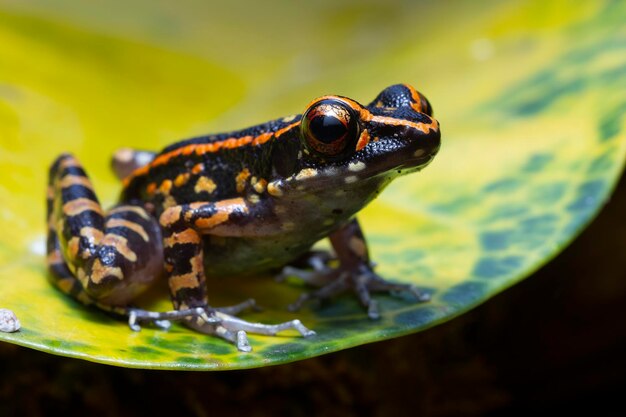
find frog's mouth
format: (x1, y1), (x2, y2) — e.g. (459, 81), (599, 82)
(355, 127), (441, 179)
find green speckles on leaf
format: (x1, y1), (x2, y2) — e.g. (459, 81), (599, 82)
(441, 282), (489, 306)
(483, 178), (523, 194)
(598, 103), (626, 142)
(1, 0), (626, 370)
(567, 180), (607, 212)
(472, 256), (525, 280)
(529, 183), (568, 205)
(521, 153), (554, 172)
(393, 306), (442, 327)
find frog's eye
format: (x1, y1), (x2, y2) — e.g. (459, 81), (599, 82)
(300, 99), (359, 158)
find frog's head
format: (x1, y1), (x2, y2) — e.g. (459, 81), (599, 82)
(279, 84), (440, 193)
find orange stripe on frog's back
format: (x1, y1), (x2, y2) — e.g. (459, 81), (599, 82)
(122, 122), (300, 188)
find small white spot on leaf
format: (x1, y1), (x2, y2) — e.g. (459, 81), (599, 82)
(0, 309), (20, 332)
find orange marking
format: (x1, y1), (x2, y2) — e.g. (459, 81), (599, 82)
(193, 198), (247, 230)
(67, 236), (80, 260)
(59, 175), (94, 191)
(108, 206), (151, 220)
(164, 228), (201, 247)
(190, 251), (204, 272)
(169, 273), (201, 293)
(169, 253), (204, 293)
(160, 206), (183, 227)
(76, 267), (87, 285)
(174, 173), (190, 187)
(217, 197), (247, 209)
(195, 211), (229, 230)
(146, 182), (157, 196)
(253, 178), (267, 194)
(191, 163), (205, 174)
(159, 179), (173, 194)
(80, 226), (104, 246)
(235, 168), (250, 193)
(91, 258), (124, 284)
(194, 176), (217, 194)
(267, 182), (283, 197)
(106, 218), (150, 241)
(122, 126), (291, 187)
(63, 198), (103, 217)
(355, 129), (370, 151)
(100, 234), (137, 262)
(252, 132), (273, 145)
(47, 250), (63, 265)
(56, 277), (75, 294)
(404, 84), (425, 113)
(274, 121), (300, 138)
(368, 114), (438, 134)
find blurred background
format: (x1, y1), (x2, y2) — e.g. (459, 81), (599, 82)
(1, 0), (625, 415)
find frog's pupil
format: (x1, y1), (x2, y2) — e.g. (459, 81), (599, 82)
(309, 115), (346, 144)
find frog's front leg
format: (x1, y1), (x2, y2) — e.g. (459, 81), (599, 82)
(157, 199), (315, 351)
(284, 218), (430, 319)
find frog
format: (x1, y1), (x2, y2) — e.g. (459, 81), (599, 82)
(46, 84), (441, 351)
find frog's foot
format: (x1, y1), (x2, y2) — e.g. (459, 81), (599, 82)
(127, 300), (315, 352)
(284, 264), (430, 320)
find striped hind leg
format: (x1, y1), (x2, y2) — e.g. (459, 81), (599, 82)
(46, 154), (164, 319)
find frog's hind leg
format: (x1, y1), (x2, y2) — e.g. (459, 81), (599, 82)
(111, 148), (156, 180)
(47, 154), (164, 322)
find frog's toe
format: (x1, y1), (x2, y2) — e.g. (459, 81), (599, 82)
(288, 275), (350, 312)
(187, 310), (316, 349)
(287, 267), (430, 319)
(236, 330), (252, 352)
(214, 311), (316, 338)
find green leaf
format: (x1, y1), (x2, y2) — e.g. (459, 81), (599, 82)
(1, 0), (625, 370)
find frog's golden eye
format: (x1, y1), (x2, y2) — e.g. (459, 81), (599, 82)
(301, 99), (359, 158)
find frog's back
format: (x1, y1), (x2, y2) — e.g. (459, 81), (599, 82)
(120, 115), (301, 210)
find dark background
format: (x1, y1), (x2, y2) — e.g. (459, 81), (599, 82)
(1, 174), (625, 417)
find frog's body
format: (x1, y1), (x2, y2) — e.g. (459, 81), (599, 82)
(46, 84), (440, 351)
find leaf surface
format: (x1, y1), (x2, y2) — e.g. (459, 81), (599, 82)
(0, 0), (625, 369)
